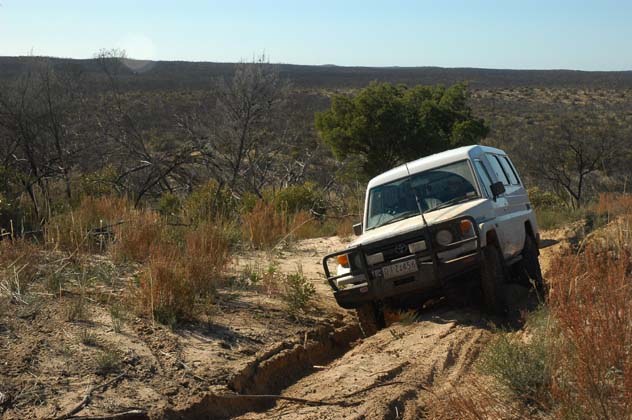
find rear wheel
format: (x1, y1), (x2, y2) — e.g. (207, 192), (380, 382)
(521, 234), (546, 300)
(356, 302), (384, 337)
(480, 245), (508, 315)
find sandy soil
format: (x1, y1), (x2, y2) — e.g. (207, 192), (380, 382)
(0, 229), (573, 420)
(226, 228), (574, 420)
(0, 237), (351, 420)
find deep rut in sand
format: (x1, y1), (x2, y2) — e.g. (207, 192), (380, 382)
(230, 307), (491, 420)
(157, 306), (492, 420)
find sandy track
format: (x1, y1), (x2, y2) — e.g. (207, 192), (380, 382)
(227, 228), (570, 420)
(233, 307), (490, 420)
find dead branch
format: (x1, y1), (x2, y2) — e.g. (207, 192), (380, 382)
(54, 373), (126, 420)
(60, 409), (147, 420)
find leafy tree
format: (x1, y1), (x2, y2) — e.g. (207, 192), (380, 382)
(315, 82), (489, 178)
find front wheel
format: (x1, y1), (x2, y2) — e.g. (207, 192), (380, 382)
(355, 302), (384, 337)
(480, 245), (508, 315)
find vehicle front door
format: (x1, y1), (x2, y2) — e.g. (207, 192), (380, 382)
(485, 154), (526, 258)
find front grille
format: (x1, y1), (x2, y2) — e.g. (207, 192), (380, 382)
(363, 230), (428, 264)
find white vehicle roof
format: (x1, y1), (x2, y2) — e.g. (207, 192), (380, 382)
(367, 144), (505, 189)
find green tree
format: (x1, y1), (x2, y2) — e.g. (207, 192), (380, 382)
(315, 82), (489, 178)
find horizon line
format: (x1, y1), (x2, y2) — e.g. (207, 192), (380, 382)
(1, 55), (632, 73)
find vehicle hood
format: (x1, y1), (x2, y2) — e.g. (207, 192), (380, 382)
(350, 198), (488, 247)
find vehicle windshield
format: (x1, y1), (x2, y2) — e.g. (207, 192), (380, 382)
(366, 160), (480, 230)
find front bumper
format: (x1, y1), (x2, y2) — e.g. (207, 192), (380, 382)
(323, 216), (481, 309)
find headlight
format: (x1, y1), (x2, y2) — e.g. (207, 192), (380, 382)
(351, 252), (364, 269)
(436, 229), (454, 246)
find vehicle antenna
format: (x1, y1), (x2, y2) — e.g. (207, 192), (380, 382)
(405, 162), (429, 229)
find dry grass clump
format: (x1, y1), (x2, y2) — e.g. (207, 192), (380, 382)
(594, 192), (632, 217)
(0, 239), (41, 301)
(44, 195), (164, 262)
(242, 200), (288, 249)
(110, 210), (163, 263)
(289, 210), (320, 240)
(139, 245), (195, 325)
(548, 247), (632, 419)
(133, 223), (231, 324)
(427, 377), (530, 420)
(45, 196), (130, 253)
(335, 217), (355, 238)
(183, 222), (231, 295)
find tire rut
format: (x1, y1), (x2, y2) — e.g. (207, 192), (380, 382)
(232, 307), (491, 420)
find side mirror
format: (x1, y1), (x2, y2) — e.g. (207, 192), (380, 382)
(352, 222), (363, 236)
(490, 181), (506, 200)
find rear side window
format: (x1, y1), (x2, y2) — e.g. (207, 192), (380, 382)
(499, 156), (520, 185)
(498, 156), (519, 185)
(474, 160), (493, 197)
(487, 154), (509, 185)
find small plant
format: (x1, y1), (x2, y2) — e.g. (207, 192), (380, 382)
(79, 329), (99, 346)
(397, 309), (420, 326)
(478, 308), (551, 406)
(262, 262), (281, 294)
(65, 295), (88, 322)
(109, 304), (125, 333)
(95, 348), (121, 375)
(243, 264), (261, 284)
(232, 264), (261, 289)
(45, 272), (64, 295)
(282, 266), (316, 318)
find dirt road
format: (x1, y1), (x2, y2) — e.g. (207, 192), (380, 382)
(221, 229), (568, 420)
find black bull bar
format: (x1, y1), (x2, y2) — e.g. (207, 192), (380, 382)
(322, 216), (482, 308)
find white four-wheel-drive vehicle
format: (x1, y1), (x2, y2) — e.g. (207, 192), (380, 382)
(323, 145), (544, 334)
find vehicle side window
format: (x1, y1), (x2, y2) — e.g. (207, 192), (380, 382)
(474, 160), (492, 197)
(486, 154), (509, 185)
(498, 156), (519, 185)
(500, 156), (521, 185)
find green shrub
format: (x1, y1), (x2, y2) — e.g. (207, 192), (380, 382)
(528, 187), (565, 209)
(78, 165), (118, 198)
(478, 308), (551, 405)
(282, 267), (316, 318)
(158, 192), (181, 217)
(95, 348), (121, 375)
(183, 181), (237, 224)
(536, 207), (586, 230)
(273, 182), (325, 214)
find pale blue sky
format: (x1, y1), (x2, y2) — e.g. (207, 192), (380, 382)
(0, 0), (630, 70)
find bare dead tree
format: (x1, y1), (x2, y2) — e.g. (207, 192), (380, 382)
(524, 113), (624, 208)
(181, 55), (292, 197)
(0, 58), (88, 221)
(94, 49), (196, 206)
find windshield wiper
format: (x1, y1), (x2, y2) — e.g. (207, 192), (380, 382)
(428, 196), (474, 212)
(377, 211), (419, 228)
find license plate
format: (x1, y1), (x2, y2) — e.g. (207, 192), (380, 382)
(382, 259), (418, 280)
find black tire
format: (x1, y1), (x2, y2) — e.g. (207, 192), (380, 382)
(480, 245), (508, 315)
(356, 302), (384, 337)
(522, 234), (547, 300)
